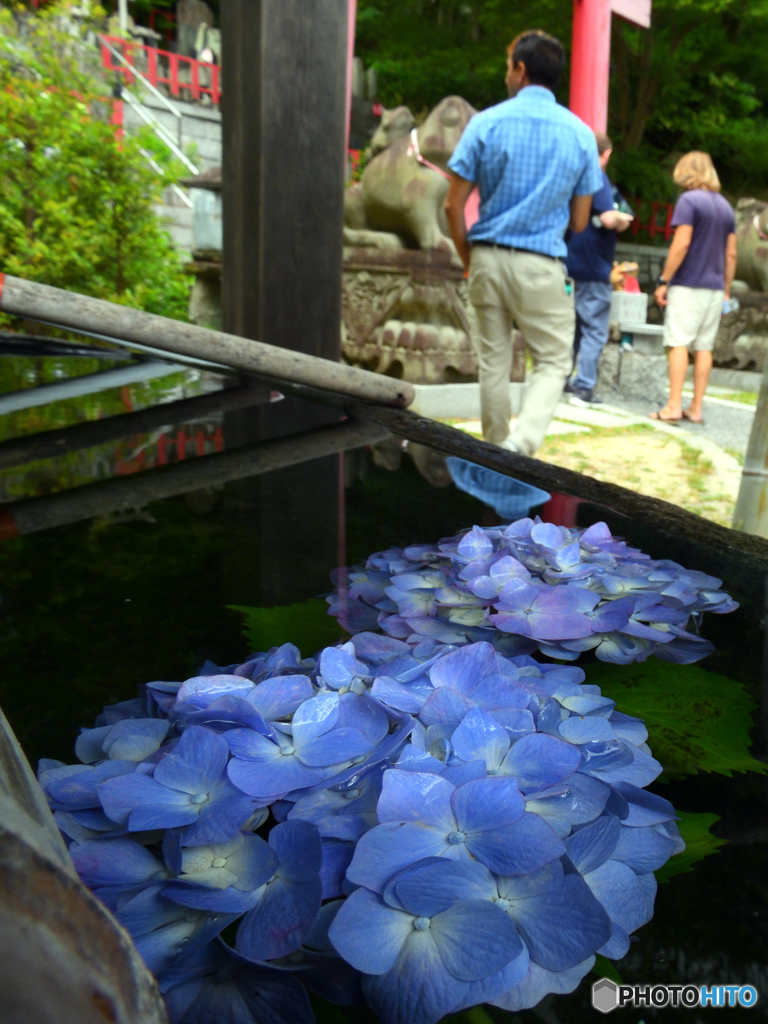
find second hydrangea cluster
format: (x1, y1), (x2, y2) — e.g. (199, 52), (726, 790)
(327, 519), (737, 665)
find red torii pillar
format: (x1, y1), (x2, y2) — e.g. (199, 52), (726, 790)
(569, 0), (651, 133)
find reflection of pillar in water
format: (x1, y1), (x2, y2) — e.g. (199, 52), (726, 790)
(220, 1), (349, 607)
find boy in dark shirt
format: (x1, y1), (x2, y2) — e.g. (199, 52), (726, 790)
(565, 133), (633, 405)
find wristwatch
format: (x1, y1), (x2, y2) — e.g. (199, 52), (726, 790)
(655, 274), (668, 287)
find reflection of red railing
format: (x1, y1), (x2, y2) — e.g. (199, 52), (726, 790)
(99, 34), (220, 106)
(627, 197), (675, 242)
(115, 426), (224, 475)
(348, 149), (363, 180)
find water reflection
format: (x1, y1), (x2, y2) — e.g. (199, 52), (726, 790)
(0, 354), (766, 1023)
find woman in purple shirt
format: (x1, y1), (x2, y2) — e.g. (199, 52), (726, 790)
(651, 152), (737, 423)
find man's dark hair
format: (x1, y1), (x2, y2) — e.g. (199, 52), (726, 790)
(509, 31), (565, 91)
(595, 132), (613, 155)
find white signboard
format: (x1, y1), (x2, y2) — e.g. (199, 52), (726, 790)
(611, 0), (652, 28)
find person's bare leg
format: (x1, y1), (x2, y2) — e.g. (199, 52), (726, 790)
(685, 349), (712, 421)
(651, 345), (688, 420)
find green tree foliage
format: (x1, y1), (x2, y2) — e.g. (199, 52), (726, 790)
(356, 0), (768, 198)
(610, 0), (768, 197)
(0, 2), (191, 318)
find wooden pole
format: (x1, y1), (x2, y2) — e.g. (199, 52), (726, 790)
(0, 418), (389, 538)
(0, 274), (414, 408)
(220, 1), (347, 367)
(0, 383), (272, 472)
(219, 1), (353, 607)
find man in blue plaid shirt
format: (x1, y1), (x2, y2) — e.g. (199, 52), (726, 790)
(446, 30), (602, 455)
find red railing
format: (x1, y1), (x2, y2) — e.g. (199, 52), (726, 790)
(627, 198), (675, 242)
(99, 34), (220, 106)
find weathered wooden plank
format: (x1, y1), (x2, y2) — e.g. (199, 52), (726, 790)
(0, 708), (167, 1023)
(352, 403), (768, 565)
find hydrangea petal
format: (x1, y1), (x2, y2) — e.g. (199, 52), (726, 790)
(328, 886), (413, 974)
(500, 733), (581, 791)
(505, 872), (611, 971)
(393, 858), (497, 917)
(480, 812), (564, 875)
(99, 772), (197, 830)
(418, 688), (474, 728)
(613, 824), (678, 873)
(450, 777), (524, 833)
(376, 770), (456, 831)
(248, 675), (315, 719)
(565, 815), (621, 875)
(362, 928), (468, 1024)
(227, 756), (328, 800)
(346, 821), (458, 893)
(236, 873), (323, 961)
(431, 899), (523, 981)
(429, 643), (497, 693)
(584, 860), (651, 934)
(71, 837), (166, 888)
(298, 727), (373, 767)
(451, 708), (509, 771)
(153, 726), (229, 796)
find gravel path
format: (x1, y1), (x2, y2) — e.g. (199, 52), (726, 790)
(600, 392), (756, 457)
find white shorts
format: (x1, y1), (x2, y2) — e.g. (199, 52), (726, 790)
(663, 285), (723, 352)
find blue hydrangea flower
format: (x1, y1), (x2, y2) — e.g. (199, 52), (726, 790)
(47, 517), (713, 1024)
(346, 770), (564, 891)
(329, 857), (523, 1024)
(99, 726), (264, 845)
(326, 520), (737, 666)
(161, 940), (314, 1024)
(226, 689), (389, 801)
(163, 820), (323, 964)
(75, 718), (170, 764)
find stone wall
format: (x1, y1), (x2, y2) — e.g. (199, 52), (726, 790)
(123, 93), (222, 251)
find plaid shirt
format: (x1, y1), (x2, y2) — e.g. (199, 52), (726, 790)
(448, 86), (602, 258)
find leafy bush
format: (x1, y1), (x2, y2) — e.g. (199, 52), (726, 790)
(0, 2), (191, 318)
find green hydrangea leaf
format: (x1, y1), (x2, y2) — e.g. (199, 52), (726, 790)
(592, 954), (622, 984)
(584, 662), (766, 778)
(656, 811), (726, 883)
(228, 599), (348, 659)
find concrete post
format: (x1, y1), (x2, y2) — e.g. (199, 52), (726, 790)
(733, 359), (768, 537)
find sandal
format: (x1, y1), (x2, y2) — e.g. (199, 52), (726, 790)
(649, 410), (681, 424)
(682, 409), (704, 424)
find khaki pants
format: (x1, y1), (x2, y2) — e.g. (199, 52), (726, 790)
(468, 245), (575, 455)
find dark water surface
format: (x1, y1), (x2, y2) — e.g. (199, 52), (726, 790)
(1, 376), (766, 1023)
